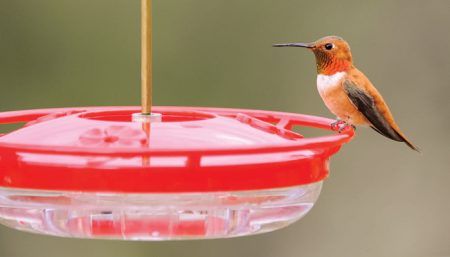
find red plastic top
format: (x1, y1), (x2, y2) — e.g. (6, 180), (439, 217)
(0, 106), (354, 193)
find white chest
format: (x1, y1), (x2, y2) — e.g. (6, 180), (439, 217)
(316, 72), (346, 95)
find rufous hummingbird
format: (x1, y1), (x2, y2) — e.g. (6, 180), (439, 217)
(274, 36), (419, 151)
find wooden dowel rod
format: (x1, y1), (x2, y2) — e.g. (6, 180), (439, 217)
(141, 0), (152, 114)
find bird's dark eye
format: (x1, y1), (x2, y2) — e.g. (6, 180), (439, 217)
(324, 43), (334, 50)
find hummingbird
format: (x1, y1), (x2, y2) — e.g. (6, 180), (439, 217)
(274, 36), (419, 151)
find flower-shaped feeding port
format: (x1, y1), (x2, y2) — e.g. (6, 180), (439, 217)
(79, 126), (149, 147)
(0, 106), (353, 240)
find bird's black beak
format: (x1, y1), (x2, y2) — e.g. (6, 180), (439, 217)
(273, 43), (314, 49)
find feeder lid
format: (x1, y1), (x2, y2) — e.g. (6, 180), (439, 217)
(0, 107), (353, 193)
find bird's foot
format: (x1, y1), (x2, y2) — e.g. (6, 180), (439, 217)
(330, 120), (346, 131)
(331, 120), (355, 133)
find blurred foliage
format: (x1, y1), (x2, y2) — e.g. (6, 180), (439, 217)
(0, 1), (449, 257)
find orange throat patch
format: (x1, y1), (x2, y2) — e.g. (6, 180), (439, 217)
(317, 58), (352, 75)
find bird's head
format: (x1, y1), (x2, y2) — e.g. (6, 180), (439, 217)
(274, 36), (353, 75)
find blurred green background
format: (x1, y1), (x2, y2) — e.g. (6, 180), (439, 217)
(0, 0), (449, 256)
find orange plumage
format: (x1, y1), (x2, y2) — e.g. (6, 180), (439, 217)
(274, 36), (418, 151)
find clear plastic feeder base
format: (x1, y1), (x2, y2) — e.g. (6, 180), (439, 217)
(0, 182), (322, 240)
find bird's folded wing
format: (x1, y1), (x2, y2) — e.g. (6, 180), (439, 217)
(343, 80), (402, 142)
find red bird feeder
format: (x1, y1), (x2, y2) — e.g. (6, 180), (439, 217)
(0, 107), (353, 240)
(0, 1), (353, 240)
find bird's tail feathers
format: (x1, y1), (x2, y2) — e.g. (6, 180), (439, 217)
(394, 129), (420, 153)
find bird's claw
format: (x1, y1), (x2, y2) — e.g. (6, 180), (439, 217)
(330, 120), (345, 131)
(330, 120), (355, 133)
